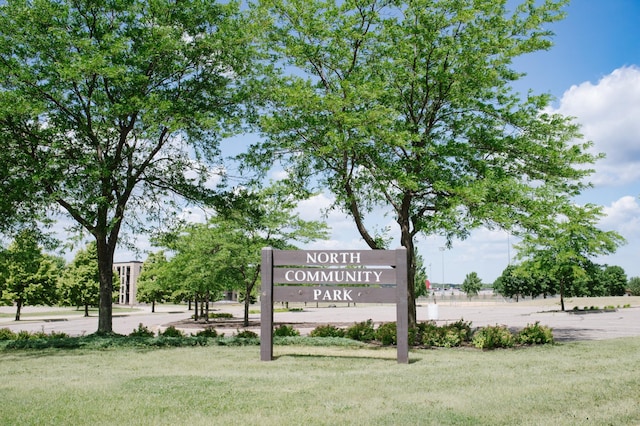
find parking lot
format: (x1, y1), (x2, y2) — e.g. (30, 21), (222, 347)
(2, 296), (640, 341)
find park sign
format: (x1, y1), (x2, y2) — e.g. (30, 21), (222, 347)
(260, 248), (409, 363)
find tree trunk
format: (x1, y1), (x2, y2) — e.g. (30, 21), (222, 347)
(84, 304), (89, 317)
(193, 297), (199, 321)
(151, 300), (155, 313)
(397, 204), (417, 328)
(15, 299), (22, 321)
(204, 291), (210, 323)
(95, 237), (115, 334)
(244, 283), (251, 327)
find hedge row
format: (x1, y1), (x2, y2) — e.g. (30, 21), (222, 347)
(0, 320), (553, 350)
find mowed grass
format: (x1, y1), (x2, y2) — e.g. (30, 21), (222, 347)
(1, 339), (640, 425)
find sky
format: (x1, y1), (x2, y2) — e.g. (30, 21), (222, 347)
(109, 0), (640, 285)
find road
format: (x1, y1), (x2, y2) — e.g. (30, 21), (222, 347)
(2, 297), (640, 341)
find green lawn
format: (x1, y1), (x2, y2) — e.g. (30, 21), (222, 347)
(1, 338), (639, 425)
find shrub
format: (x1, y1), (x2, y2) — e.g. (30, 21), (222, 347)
(235, 329), (258, 339)
(159, 326), (184, 338)
(0, 328), (17, 340)
(274, 324), (300, 337)
(194, 328), (218, 338)
(345, 319), (376, 342)
(472, 325), (514, 349)
(375, 322), (397, 346)
(517, 322), (554, 345)
(209, 312), (233, 319)
(413, 320), (473, 348)
(129, 323), (155, 338)
(16, 330), (33, 340)
(309, 324), (345, 338)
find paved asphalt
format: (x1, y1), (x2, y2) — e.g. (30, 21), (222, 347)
(2, 298), (640, 341)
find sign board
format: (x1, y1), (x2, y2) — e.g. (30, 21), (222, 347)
(260, 248), (409, 363)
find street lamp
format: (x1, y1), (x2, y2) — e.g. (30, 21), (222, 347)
(439, 246), (445, 289)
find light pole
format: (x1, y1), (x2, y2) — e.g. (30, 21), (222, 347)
(439, 246), (445, 289)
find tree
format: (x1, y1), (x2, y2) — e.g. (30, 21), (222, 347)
(0, 0), (256, 333)
(136, 251), (171, 313)
(58, 242), (101, 317)
(628, 277), (640, 296)
(158, 184), (329, 325)
(461, 272), (482, 298)
(413, 251), (429, 299)
(600, 265), (627, 297)
(515, 203), (625, 310)
(0, 229), (60, 320)
(246, 0), (598, 326)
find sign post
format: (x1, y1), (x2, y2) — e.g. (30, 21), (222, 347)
(260, 247), (409, 363)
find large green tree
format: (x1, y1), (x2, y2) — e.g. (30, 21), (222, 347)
(0, 229), (60, 320)
(246, 0), (597, 325)
(515, 203), (625, 310)
(0, 0), (256, 333)
(58, 242), (102, 317)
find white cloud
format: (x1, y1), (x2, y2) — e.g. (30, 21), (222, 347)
(600, 196), (640, 237)
(554, 66), (640, 185)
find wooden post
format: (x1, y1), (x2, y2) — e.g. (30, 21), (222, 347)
(260, 247), (274, 361)
(395, 247), (409, 364)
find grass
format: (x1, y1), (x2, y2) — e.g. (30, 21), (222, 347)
(0, 306), (142, 319)
(1, 338), (639, 425)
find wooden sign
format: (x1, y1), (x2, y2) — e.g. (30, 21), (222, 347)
(260, 248), (409, 364)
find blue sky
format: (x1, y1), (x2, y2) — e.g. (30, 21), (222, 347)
(109, 1), (640, 285)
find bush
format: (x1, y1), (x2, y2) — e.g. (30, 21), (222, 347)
(375, 322), (397, 346)
(209, 312), (233, 319)
(235, 329), (258, 339)
(159, 326), (184, 338)
(472, 325), (514, 349)
(0, 328), (17, 341)
(414, 320), (473, 348)
(309, 324), (345, 338)
(274, 324), (300, 337)
(517, 322), (554, 345)
(129, 323), (155, 338)
(194, 328), (218, 338)
(345, 319), (376, 342)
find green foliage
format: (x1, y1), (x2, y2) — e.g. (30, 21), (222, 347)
(472, 325), (515, 349)
(209, 312), (234, 319)
(515, 203), (625, 310)
(129, 323), (155, 338)
(0, 328), (17, 340)
(628, 277), (640, 296)
(273, 324), (300, 337)
(136, 252), (172, 309)
(159, 326), (184, 338)
(375, 322), (397, 346)
(58, 242), (103, 314)
(415, 320), (473, 348)
(248, 0), (595, 327)
(309, 324), (346, 338)
(0, 229), (60, 319)
(517, 322), (554, 345)
(195, 328), (219, 338)
(153, 184), (328, 326)
(345, 320), (376, 342)
(462, 272), (483, 298)
(0, 0), (258, 333)
(235, 330), (258, 339)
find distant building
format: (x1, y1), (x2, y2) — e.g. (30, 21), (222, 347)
(114, 261), (143, 305)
